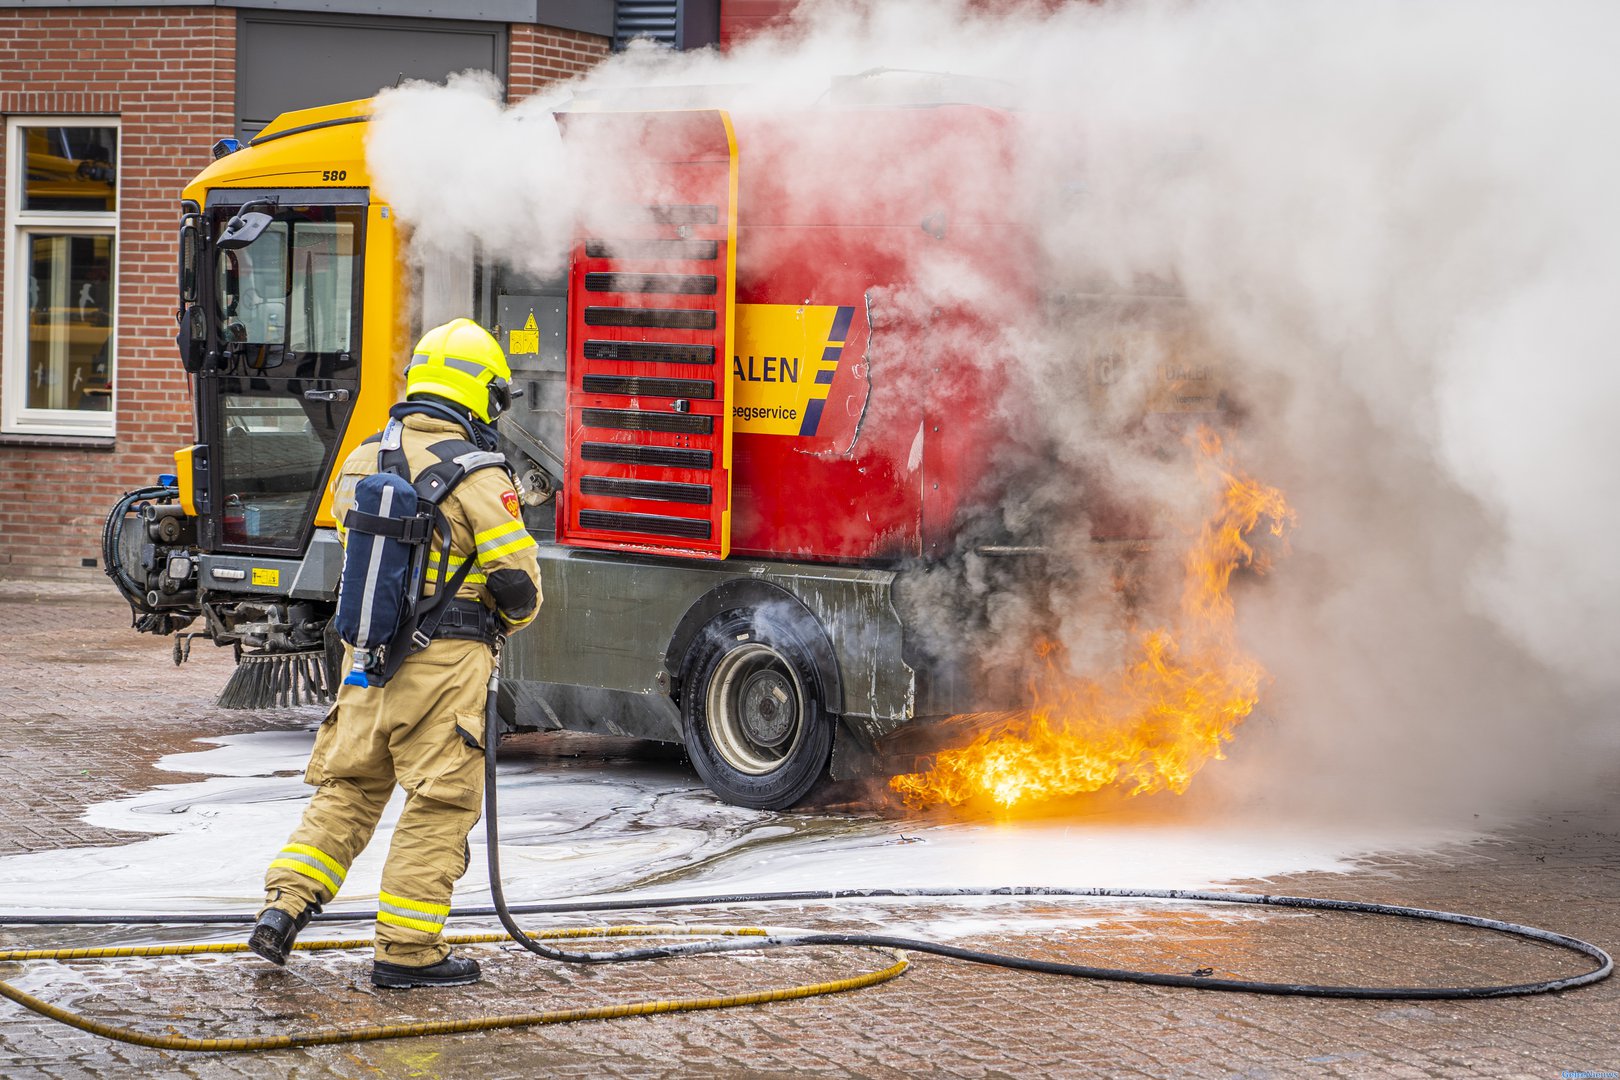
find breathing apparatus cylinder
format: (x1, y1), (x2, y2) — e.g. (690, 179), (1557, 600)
(333, 469), (422, 688)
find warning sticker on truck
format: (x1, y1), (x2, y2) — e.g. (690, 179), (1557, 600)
(508, 312), (540, 357)
(731, 303), (856, 437)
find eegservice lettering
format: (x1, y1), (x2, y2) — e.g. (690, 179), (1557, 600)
(733, 405), (799, 422)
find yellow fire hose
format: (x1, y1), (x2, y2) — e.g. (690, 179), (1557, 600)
(0, 925), (909, 1053)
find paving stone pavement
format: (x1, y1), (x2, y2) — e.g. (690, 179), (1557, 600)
(1, 580), (1617, 1079)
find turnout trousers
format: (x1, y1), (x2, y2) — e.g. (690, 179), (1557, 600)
(261, 638), (493, 966)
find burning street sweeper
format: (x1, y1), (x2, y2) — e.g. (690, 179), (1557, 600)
(103, 80), (1270, 813)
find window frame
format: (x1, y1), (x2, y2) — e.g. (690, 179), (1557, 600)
(3, 115), (121, 437)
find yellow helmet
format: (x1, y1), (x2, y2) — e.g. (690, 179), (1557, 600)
(404, 318), (515, 422)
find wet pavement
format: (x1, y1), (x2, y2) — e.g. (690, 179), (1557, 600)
(1, 579), (1617, 1078)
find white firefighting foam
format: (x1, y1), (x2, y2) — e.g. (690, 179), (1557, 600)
(0, 730), (1482, 928)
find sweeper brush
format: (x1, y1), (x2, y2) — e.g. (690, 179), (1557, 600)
(216, 649), (333, 710)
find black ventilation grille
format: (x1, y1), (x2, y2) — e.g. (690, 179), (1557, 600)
(582, 442), (713, 469)
(612, 0), (677, 49)
(581, 509), (711, 540)
(643, 204), (718, 225)
(586, 239), (718, 261)
(581, 408), (713, 435)
(585, 272), (717, 295)
(583, 340), (714, 365)
(585, 306), (716, 330)
(583, 374), (714, 399)
(580, 476), (713, 505)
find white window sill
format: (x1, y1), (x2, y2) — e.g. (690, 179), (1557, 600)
(0, 432), (115, 451)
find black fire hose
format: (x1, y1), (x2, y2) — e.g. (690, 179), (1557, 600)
(476, 669), (1613, 1000)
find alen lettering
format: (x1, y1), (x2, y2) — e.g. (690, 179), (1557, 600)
(732, 355), (800, 383)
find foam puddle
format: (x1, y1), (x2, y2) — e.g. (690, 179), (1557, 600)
(0, 729), (1483, 940)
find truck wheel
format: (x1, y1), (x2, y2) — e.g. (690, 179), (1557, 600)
(680, 609), (832, 810)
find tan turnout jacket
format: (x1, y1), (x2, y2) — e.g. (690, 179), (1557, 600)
(330, 412), (541, 629)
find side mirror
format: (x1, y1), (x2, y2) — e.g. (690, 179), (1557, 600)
(179, 214), (201, 304)
(217, 209), (273, 251)
(178, 305), (208, 373)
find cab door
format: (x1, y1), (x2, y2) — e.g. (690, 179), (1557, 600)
(199, 189), (366, 555)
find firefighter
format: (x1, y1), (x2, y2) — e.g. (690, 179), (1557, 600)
(248, 319), (542, 989)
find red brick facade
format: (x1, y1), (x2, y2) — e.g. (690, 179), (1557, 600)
(0, 8), (235, 579)
(0, 8), (607, 579)
(509, 25), (611, 101)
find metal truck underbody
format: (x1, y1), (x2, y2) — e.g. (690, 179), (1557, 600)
(503, 543), (915, 751)
(180, 530), (919, 766)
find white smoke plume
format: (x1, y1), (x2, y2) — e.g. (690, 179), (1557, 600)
(367, 0), (1620, 817)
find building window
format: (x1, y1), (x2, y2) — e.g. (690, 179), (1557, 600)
(4, 118), (119, 436)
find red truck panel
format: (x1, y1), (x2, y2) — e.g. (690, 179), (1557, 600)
(557, 104), (1032, 565)
(558, 110), (738, 560)
(725, 107), (1028, 562)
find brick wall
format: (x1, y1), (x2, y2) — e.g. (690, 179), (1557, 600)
(0, 7), (234, 579)
(508, 24), (611, 101)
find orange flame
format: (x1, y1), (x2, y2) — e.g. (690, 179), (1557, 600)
(890, 432), (1294, 811)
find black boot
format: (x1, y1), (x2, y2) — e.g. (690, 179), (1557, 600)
(248, 903), (319, 966)
(371, 954), (481, 989)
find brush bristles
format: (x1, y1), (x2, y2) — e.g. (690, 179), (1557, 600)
(217, 650), (333, 710)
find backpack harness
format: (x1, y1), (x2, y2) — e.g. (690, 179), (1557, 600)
(333, 417), (510, 688)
